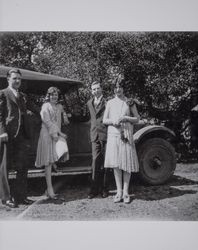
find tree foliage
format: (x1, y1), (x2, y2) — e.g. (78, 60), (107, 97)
(1, 31), (198, 159)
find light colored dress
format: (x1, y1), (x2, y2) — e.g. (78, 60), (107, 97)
(35, 102), (69, 167)
(103, 96), (139, 173)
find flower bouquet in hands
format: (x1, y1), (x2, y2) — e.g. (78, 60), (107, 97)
(116, 117), (129, 143)
(120, 128), (129, 143)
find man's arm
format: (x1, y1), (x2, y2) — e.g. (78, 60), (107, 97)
(22, 93), (41, 116)
(0, 90), (8, 142)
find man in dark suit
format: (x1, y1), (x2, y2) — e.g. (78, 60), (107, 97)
(0, 130), (15, 208)
(0, 68), (39, 206)
(87, 81), (108, 199)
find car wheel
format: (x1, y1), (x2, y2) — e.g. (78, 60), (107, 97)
(137, 138), (176, 185)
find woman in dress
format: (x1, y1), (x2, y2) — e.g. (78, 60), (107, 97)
(35, 87), (69, 199)
(103, 80), (140, 203)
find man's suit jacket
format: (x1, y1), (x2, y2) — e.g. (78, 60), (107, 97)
(0, 137), (10, 200)
(87, 97), (107, 142)
(0, 87), (31, 139)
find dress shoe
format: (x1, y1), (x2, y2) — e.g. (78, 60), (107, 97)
(3, 199), (18, 208)
(20, 198), (34, 205)
(113, 194), (123, 203)
(101, 190), (108, 198)
(87, 191), (98, 199)
(47, 194), (59, 200)
(123, 194), (130, 204)
(87, 193), (95, 199)
(56, 194), (65, 202)
(48, 195), (65, 203)
(47, 196), (59, 201)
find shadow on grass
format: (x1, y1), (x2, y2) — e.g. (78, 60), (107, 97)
(131, 174), (198, 201)
(12, 171), (198, 203)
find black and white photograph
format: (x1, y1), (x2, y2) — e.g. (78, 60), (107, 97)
(0, 1), (198, 250)
(1, 31), (198, 221)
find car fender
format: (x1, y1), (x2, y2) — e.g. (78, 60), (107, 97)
(134, 125), (175, 145)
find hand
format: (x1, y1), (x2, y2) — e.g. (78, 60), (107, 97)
(139, 119), (148, 125)
(63, 113), (70, 125)
(63, 118), (70, 125)
(52, 133), (59, 142)
(113, 120), (121, 128)
(0, 133), (8, 142)
(59, 132), (67, 139)
(118, 116), (127, 124)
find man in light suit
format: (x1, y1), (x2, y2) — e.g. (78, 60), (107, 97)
(87, 81), (109, 199)
(0, 68), (39, 206)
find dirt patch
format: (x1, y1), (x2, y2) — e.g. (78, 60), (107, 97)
(1, 163), (198, 220)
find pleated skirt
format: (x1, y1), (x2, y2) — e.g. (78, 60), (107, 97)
(35, 127), (58, 168)
(104, 134), (139, 173)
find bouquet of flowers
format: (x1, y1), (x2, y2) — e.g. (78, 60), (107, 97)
(120, 127), (129, 143)
(119, 98), (135, 143)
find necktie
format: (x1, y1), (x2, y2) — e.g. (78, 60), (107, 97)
(16, 90), (19, 99)
(94, 98), (101, 107)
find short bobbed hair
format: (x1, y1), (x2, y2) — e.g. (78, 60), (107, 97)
(45, 86), (61, 102)
(114, 79), (125, 89)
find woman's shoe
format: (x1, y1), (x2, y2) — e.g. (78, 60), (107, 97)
(114, 194), (123, 203)
(45, 190), (58, 200)
(46, 192), (65, 202)
(56, 194), (65, 201)
(3, 199), (18, 208)
(47, 194), (59, 200)
(123, 194), (130, 204)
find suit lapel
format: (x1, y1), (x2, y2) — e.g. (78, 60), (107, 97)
(89, 98), (96, 114)
(88, 97), (105, 117)
(95, 97), (105, 117)
(5, 87), (18, 105)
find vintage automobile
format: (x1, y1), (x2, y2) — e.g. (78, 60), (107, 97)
(0, 65), (176, 185)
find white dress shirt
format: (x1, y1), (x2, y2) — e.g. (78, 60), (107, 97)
(8, 86), (19, 98)
(94, 95), (103, 107)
